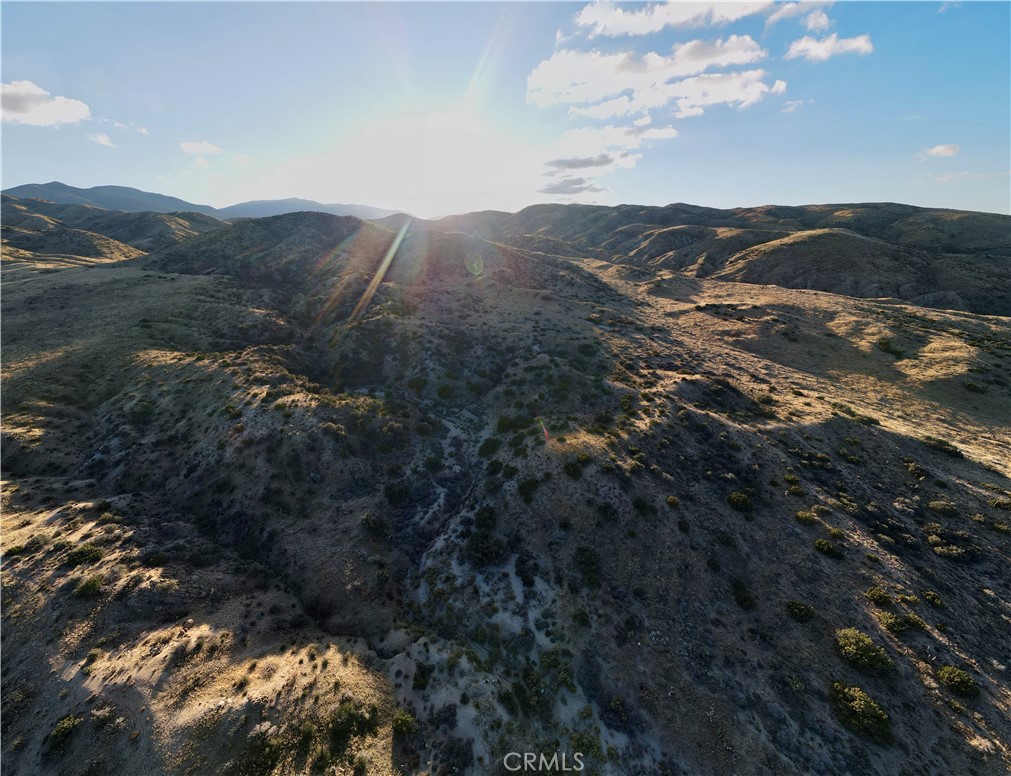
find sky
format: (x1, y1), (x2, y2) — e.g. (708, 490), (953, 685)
(2, 1), (1009, 218)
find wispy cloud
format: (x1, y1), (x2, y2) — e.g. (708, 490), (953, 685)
(937, 2), (960, 13)
(765, 1), (834, 27)
(575, 1), (772, 37)
(180, 140), (223, 155)
(785, 33), (873, 61)
(1, 80), (90, 126)
(88, 132), (115, 148)
(782, 100), (805, 113)
(804, 10), (831, 31)
(538, 176), (606, 195)
(529, 36), (770, 114)
(546, 153), (615, 170)
(922, 143), (960, 158)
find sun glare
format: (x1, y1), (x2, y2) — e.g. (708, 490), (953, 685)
(249, 102), (546, 218)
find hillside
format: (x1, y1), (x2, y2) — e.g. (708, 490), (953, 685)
(419, 203), (1011, 315)
(2, 202), (1010, 776)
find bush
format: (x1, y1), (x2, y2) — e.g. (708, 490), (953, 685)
(785, 601), (815, 623)
(65, 543), (103, 567)
(864, 587), (893, 607)
(835, 628), (894, 674)
(573, 546), (601, 587)
(875, 611), (926, 634)
(936, 666), (979, 697)
(921, 436), (963, 458)
(48, 714), (82, 753)
(391, 709), (417, 737)
(518, 478), (540, 503)
(563, 461), (583, 479)
(666, 495), (680, 509)
(384, 483), (411, 507)
(876, 339), (904, 359)
(928, 500), (957, 516)
(923, 590), (944, 607)
(74, 575), (105, 597)
(830, 682), (894, 744)
(726, 492), (753, 512)
(730, 578), (756, 610)
(478, 437), (502, 457)
(795, 510), (817, 525)
(814, 539), (843, 559)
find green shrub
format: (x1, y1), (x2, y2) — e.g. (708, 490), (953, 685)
(74, 574), (105, 597)
(875, 611), (925, 634)
(835, 628), (894, 674)
(876, 339), (904, 359)
(814, 539), (843, 559)
(391, 709), (417, 737)
(923, 590), (943, 607)
(730, 578), (756, 610)
(666, 495), (680, 509)
(864, 587), (893, 607)
(573, 546), (601, 587)
(928, 500), (957, 516)
(785, 601), (815, 623)
(726, 492), (753, 512)
(921, 436), (963, 458)
(563, 461), (583, 479)
(518, 478), (540, 503)
(830, 682), (894, 744)
(795, 510), (817, 525)
(48, 714), (82, 753)
(477, 437), (502, 457)
(384, 483), (411, 507)
(936, 666), (979, 697)
(65, 543), (103, 567)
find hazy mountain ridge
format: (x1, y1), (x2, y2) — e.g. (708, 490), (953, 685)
(1, 182), (402, 221)
(2, 196), (1010, 776)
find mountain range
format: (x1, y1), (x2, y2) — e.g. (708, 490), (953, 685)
(1, 181), (404, 221)
(2, 187), (1009, 776)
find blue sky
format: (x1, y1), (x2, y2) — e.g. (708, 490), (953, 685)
(2, 1), (1009, 217)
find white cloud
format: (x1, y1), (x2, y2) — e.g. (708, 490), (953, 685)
(785, 33), (873, 62)
(558, 124), (678, 157)
(568, 69), (783, 120)
(575, 1), (772, 37)
(539, 176), (606, 195)
(1, 80), (90, 126)
(88, 132), (115, 148)
(137, 127), (150, 136)
(923, 144), (959, 157)
(528, 36), (767, 109)
(180, 140), (223, 155)
(194, 157), (210, 169)
(782, 100), (805, 113)
(804, 10), (831, 30)
(937, 2), (960, 13)
(765, 1), (833, 26)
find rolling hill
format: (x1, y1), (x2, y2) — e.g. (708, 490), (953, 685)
(2, 195), (1009, 776)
